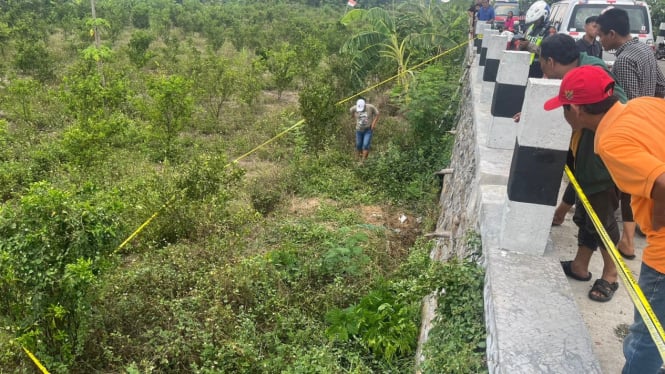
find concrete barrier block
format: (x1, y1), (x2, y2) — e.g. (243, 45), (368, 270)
(475, 21), (491, 35)
(484, 248), (602, 373)
(518, 78), (570, 151)
(483, 35), (508, 82)
(479, 184), (505, 252)
(475, 23), (492, 52)
(487, 116), (516, 149)
(499, 199), (553, 255)
(480, 80), (495, 103)
(479, 30), (499, 66)
(496, 51), (531, 86)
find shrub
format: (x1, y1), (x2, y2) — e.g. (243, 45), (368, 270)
(419, 257), (487, 374)
(325, 240), (449, 364)
(0, 181), (126, 371)
(127, 30), (155, 68)
(248, 167), (287, 216)
(298, 69), (345, 152)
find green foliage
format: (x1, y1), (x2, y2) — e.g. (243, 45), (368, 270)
(131, 4), (151, 29)
(321, 229), (371, 277)
(404, 63), (461, 140)
(13, 40), (55, 82)
(354, 63), (460, 205)
(298, 70), (345, 152)
(325, 240), (451, 363)
(326, 286), (419, 362)
(4, 76), (41, 123)
(0, 1), (476, 372)
(289, 148), (371, 202)
(60, 113), (143, 166)
(127, 30), (155, 68)
(145, 74), (194, 159)
(648, 0), (665, 30)
(420, 256), (487, 374)
(61, 68), (133, 121)
(191, 50), (264, 123)
(355, 136), (453, 205)
(0, 181), (126, 371)
(266, 42), (300, 99)
(248, 168), (287, 216)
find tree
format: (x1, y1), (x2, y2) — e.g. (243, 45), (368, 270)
(298, 70), (344, 152)
(127, 30), (155, 68)
(146, 74), (194, 159)
(340, 4), (466, 95)
(266, 42), (300, 99)
(341, 7), (414, 93)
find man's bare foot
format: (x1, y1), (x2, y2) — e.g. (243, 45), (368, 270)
(552, 202), (572, 226)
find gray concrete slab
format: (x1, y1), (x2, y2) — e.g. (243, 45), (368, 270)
(484, 247), (602, 373)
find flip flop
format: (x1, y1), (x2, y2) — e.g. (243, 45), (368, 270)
(588, 278), (619, 302)
(560, 260), (592, 282)
(618, 249), (636, 260)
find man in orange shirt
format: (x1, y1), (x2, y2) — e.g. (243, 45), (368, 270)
(543, 65), (665, 374)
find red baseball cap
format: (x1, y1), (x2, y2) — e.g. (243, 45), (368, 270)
(543, 65), (615, 111)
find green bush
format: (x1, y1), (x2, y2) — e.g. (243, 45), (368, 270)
(420, 257), (487, 374)
(248, 167), (287, 216)
(0, 181), (126, 372)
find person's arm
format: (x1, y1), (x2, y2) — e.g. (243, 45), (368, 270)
(488, 7), (495, 22)
(613, 58), (648, 99)
(371, 109), (380, 130)
(651, 173), (665, 230)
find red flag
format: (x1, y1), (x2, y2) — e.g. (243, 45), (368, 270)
(347, 0), (357, 7)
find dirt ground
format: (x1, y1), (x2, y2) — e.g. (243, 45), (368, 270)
(549, 184), (646, 373)
(287, 197), (423, 248)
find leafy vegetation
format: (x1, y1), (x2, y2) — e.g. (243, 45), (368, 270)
(0, 0), (483, 373)
(420, 232), (487, 374)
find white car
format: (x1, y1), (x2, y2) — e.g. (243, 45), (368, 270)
(548, 0), (654, 66)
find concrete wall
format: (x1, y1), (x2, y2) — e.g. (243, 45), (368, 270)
(421, 44), (603, 373)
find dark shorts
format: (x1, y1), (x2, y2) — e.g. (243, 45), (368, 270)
(573, 186), (620, 250)
(618, 189), (634, 222)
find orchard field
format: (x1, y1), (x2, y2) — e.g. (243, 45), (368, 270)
(0, 1), (486, 372)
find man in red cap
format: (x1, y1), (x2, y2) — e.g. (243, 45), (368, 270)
(544, 64), (665, 374)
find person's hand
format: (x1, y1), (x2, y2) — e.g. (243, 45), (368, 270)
(518, 40), (529, 50)
(512, 112), (521, 123)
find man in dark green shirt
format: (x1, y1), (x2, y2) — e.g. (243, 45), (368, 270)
(539, 33), (628, 302)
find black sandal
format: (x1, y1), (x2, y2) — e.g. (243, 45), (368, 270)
(588, 279), (619, 302)
(561, 260), (592, 281)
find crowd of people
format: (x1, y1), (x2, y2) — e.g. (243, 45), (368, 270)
(472, 2), (665, 372)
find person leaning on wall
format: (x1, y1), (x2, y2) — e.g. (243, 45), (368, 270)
(543, 64), (665, 374)
(596, 7), (665, 260)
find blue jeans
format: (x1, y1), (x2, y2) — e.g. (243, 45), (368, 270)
(623, 262), (665, 374)
(355, 129), (373, 151)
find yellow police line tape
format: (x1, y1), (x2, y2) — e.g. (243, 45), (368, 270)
(337, 39), (470, 107)
(19, 40), (471, 373)
(22, 346), (50, 374)
(115, 120), (305, 254)
(565, 165), (665, 361)
(116, 40), (471, 254)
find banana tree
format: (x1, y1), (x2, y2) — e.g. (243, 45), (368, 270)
(341, 7), (414, 93)
(340, 3), (465, 95)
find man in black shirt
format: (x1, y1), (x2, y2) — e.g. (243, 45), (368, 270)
(575, 16), (602, 59)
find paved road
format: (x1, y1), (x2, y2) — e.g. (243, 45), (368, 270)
(551, 209), (643, 374)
